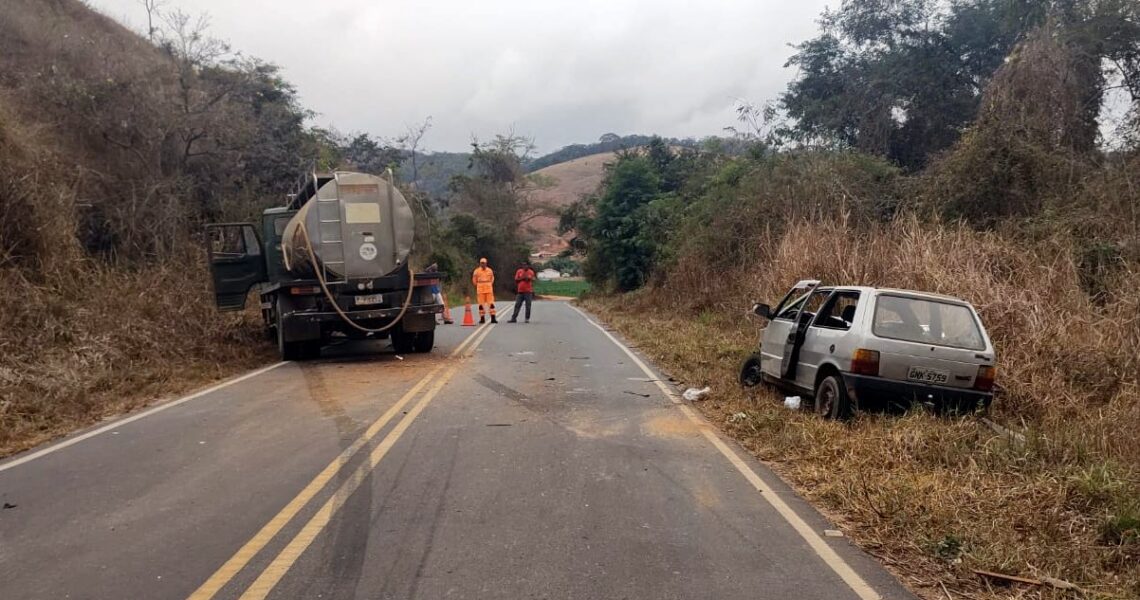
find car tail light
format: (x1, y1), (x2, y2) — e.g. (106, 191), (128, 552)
(974, 365), (996, 391)
(289, 286), (320, 295)
(851, 349), (880, 376)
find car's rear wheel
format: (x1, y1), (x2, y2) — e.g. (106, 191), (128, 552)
(815, 374), (852, 420)
(739, 354), (763, 388)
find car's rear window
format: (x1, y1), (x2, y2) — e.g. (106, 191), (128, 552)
(872, 295), (986, 350)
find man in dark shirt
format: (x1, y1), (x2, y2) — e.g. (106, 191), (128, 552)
(508, 260), (537, 323)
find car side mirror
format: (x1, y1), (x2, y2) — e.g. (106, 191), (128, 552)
(752, 302), (772, 320)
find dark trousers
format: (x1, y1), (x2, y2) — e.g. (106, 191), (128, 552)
(511, 292), (533, 321)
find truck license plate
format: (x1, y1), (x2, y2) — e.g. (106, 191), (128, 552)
(355, 294), (383, 306)
(907, 366), (949, 384)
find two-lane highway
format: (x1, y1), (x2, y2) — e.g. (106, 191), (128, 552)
(0, 301), (914, 599)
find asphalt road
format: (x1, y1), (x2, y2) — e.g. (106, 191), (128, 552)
(0, 301), (914, 600)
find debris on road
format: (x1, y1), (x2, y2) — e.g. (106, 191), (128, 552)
(395, 355), (405, 361)
(682, 387), (710, 401)
(2, 502), (16, 509)
(824, 529), (844, 537)
(784, 396), (802, 410)
(624, 391), (651, 398)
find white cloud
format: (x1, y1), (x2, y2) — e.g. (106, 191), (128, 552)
(88, 0), (832, 152)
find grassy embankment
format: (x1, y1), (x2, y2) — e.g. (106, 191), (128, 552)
(534, 278), (591, 298)
(582, 216), (1140, 600)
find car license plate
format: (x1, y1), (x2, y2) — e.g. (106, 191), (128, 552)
(355, 294), (383, 306)
(907, 366), (949, 384)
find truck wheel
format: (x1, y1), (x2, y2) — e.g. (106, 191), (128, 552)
(412, 331), (435, 353)
(301, 340), (322, 359)
(277, 319), (319, 361)
(739, 354), (763, 388)
(279, 338), (304, 361)
(815, 374), (853, 420)
(391, 330), (415, 355)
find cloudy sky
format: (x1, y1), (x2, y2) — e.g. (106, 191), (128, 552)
(89, 0), (833, 153)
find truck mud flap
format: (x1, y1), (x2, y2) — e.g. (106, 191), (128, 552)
(400, 313), (435, 333)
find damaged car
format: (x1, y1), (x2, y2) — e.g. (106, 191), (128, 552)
(740, 280), (997, 419)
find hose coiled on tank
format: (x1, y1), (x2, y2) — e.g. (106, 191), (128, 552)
(293, 219), (417, 334)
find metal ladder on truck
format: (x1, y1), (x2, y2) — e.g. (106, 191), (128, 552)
(313, 171), (348, 285)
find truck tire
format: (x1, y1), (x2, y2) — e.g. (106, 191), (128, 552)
(278, 328), (303, 361)
(276, 297), (320, 361)
(391, 330), (415, 355)
(412, 330), (434, 353)
(815, 374), (853, 421)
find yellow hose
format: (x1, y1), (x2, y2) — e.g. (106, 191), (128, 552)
(295, 220), (417, 334)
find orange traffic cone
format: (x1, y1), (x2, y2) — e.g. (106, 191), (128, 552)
(461, 299), (476, 327)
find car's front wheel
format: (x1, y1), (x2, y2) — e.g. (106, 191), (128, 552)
(815, 374), (852, 420)
(739, 354), (763, 388)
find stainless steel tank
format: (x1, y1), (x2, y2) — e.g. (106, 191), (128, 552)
(282, 171), (415, 281)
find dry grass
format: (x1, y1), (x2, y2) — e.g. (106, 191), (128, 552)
(0, 6), (281, 459)
(583, 216), (1140, 600)
(0, 86), (272, 457)
(0, 258), (272, 456)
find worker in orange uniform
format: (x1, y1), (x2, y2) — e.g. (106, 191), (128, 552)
(508, 259), (536, 323)
(471, 257), (497, 324)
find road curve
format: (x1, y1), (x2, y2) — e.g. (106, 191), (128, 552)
(0, 301), (914, 600)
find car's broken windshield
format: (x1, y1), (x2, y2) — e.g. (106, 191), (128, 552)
(872, 295), (985, 350)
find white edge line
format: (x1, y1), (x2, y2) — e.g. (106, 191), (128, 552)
(568, 304), (882, 600)
(0, 361), (290, 473)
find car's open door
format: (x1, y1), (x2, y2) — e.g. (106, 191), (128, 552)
(206, 223), (267, 311)
(780, 280), (821, 379)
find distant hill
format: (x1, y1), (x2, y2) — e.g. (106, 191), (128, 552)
(525, 151), (615, 254)
(526, 134), (697, 173)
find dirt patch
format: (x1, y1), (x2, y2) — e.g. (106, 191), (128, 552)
(641, 412), (701, 438)
(564, 411), (627, 439)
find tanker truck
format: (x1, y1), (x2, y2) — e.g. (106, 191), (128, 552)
(205, 171), (444, 360)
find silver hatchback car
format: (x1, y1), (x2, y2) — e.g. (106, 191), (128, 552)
(740, 280), (997, 419)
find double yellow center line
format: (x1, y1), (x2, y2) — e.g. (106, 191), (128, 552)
(188, 324), (496, 600)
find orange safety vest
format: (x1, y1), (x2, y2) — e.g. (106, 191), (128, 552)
(472, 266), (495, 294)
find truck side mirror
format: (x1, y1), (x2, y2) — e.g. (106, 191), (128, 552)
(752, 302), (772, 320)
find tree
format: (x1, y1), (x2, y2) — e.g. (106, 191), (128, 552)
(444, 133), (541, 293)
(139, 0), (165, 41)
(782, 0), (1140, 169)
(395, 116), (432, 188)
(585, 154), (662, 291)
(341, 133), (402, 175)
(923, 22), (1097, 223)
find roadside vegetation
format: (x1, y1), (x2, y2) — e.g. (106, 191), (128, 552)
(572, 2), (1140, 598)
(533, 279), (590, 298)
